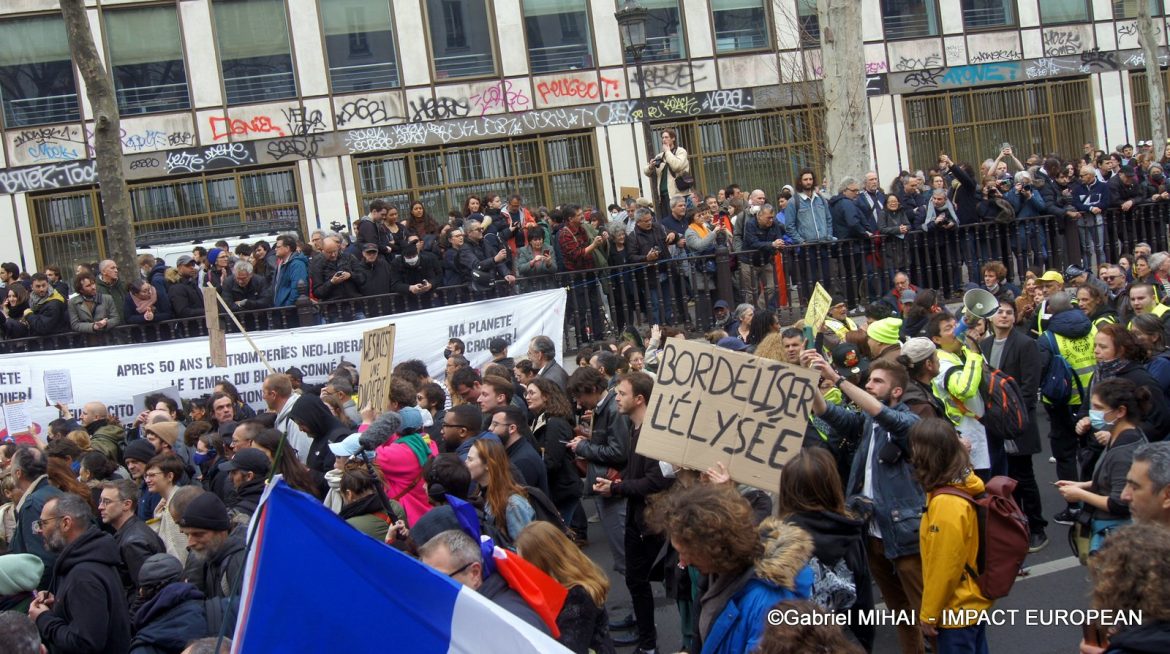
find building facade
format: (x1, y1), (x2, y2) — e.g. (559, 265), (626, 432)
(0, 0), (1164, 273)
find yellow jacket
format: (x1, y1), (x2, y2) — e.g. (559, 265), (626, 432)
(920, 473), (992, 628)
(933, 347), (983, 425)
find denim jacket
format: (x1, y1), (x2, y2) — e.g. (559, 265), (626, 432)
(784, 192), (833, 244)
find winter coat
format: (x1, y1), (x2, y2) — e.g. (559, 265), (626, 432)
(96, 277), (128, 321)
(696, 519), (815, 654)
(67, 292), (121, 333)
(23, 289), (70, 335)
(855, 190), (886, 232)
(389, 252), (442, 296)
(613, 425), (676, 534)
(742, 215), (786, 266)
(166, 277), (204, 319)
(443, 245), (477, 286)
(1105, 620), (1170, 653)
(516, 244), (559, 278)
(1108, 175), (1150, 210)
(114, 515), (166, 591)
(505, 437), (549, 496)
(1072, 179), (1111, 220)
(340, 492), (408, 542)
(374, 435), (439, 526)
(784, 510), (875, 650)
(309, 252), (366, 301)
(193, 532), (246, 600)
(355, 216), (392, 257)
(920, 473), (992, 628)
(828, 194), (870, 241)
(556, 585), (616, 654)
(221, 274), (271, 310)
(1034, 170), (1073, 217)
(896, 190), (930, 229)
(1006, 187), (1046, 219)
(530, 413), (582, 508)
(946, 165), (981, 226)
(821, 403), (924, 559)
(10, 475), (62, 588)
(129, 582), (208, 654)
(272, 252), (309, 307)
(626, 224), (674, 265)
(35, 527), (132, 654)
(356, 255), (393, 297)
(643, 146), (690, 201)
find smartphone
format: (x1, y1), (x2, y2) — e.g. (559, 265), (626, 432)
(803, 325), (815, 350)
(1001, 142), (1011, 151)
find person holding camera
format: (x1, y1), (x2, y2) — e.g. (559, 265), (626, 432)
(628, 207), (680, 325)
(643, 129), (690, 221)
(1005, 171), (1050, 270)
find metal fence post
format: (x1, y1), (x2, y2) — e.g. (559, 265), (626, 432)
(295, 280), (316, 327)
(715, 244), (733, 308)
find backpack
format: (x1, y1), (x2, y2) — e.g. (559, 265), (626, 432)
(1040, 332), (1085, 405)
(942, 363), (1027, 440)
(991, 198), (1016, 225)
(933, 476), (1030, 600)
(979, 366), (1028, 440)
(522, 485), (574, 541)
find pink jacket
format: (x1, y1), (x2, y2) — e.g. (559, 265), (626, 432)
(374, 435), (438, 526)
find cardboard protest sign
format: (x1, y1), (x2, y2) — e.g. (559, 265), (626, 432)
(359, 324), (396, 410)
(636, 338), (819, 488)
(803, 282), (833, 331)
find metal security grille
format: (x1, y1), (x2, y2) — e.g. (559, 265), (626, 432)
(1130, 70), (1170, 142)
(904, 77), (1094, 171)
(652, 105), (826, 196)
(353, 132), (600, 217)
(28, 167), (303, 271)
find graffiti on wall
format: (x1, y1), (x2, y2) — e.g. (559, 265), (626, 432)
(165, 142), (256, 174)
(11, 126), (86, 163)
(1043, 30), (1084, 56)
(0, 160), (97, 194)
(633, 64), (706, 93)
(335, 97), (399, 127)
(469, 80), (531, 117)
(208, 116), (286, 141)
(536, 76), (621, 104)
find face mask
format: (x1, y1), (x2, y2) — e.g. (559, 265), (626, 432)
(70, 460), (81, 474)
(404, 256), (419, 267)
(1089, 409), (1116, 432)
(443, 348), (453, 359)
(193, 451), (213, 465)
(1154, 174), (1165, 183)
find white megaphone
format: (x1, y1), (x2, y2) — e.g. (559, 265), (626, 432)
(963, 288), (999, 320)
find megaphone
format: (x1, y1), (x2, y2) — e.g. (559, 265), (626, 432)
(963, 288), (999, 320)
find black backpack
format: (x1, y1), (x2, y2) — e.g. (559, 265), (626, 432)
(522, 485), (574, 540)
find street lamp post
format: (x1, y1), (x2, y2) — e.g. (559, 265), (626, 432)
(615, 0), (656, 162)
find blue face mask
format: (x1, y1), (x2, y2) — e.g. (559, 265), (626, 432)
(1089, 409), (1116, 432)
(70, 460), (81, 474)
(193, 451), (213, 465)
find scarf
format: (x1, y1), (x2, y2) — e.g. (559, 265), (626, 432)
(691, 222), (711, 239)
(338, 492), (387, 521)
(132, 284), (157, 314)
(27, 289), (64, 313)
(1096, 358), (1128, 379)
(395, 432), (431, 467)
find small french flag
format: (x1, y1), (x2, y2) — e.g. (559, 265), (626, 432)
(232, 479), (570, 653)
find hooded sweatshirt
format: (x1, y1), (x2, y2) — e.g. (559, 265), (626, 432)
(697, 519), (815, 654)
(36, 527), (132, 654)
(920, 473), (992, 628)
(130, 582), (208, 654)
(287, 394), (349, 475)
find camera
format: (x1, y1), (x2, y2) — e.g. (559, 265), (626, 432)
(329, 220), (345, 233)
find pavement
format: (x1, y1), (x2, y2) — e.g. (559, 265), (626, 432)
(579, 409), (1094, 654)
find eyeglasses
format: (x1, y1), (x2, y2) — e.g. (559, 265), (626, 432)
(32, 516), (63, 533)
(442, 423), (469, 431)
(446, 561), (476, 578)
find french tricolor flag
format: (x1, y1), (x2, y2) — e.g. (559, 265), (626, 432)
(232, 479), (570, 653)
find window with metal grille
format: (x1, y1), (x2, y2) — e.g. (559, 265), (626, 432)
(104, 6), (191, 116)
(712, 0), (770, 54)
(961, 0), (1016, 29)
(28, 168), (303, 272)
(0, 14), (80, 128)
(1130, 70), (1170, 145)
(1113, 0), (1162, 19)
(427, 0), (496, 79)
(903, 78), (1094, 172)
(354, 133), (599, 220)
(649, 106), (826, 197)
(320, 0), (400, 93)
(618, 0), (688, 64)
(881, 0), (940, 40)
(212, 0), (297, 105)
(524, 0), (595, 74)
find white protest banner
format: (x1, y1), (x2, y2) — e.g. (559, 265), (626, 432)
(0, 289), (566, 422)
(803, 282), (832, 331)
(636, 337), (818, 488)
(358, 325), (396, 410)
(43, 369), (74, 405)
(3, 401), (31, 435)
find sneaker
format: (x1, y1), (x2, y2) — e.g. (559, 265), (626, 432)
(1028, 532), (1049, 553)
(1053, 509), (1079, 525)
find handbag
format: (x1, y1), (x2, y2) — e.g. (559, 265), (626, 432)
(675, 172), (695, 192)
(1069, 510), (1093, 565)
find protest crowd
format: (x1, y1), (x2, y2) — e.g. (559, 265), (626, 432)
(4, 136), (1170, 654)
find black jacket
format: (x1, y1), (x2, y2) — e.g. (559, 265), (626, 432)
(167, 277), (204, 319)
(505, 437), (550, 497)
(287, 393), (348, 475)
(1106, 620), (1170, 653)
(221, 274), (271, 310)
(784, 510), (875, 651)
(1108, 175), (1150, 210)
(355, 217), (392, 256)
(195, 531), (246, 599)
(574, 390), (630, 496)
(229, 478), (265, 520)
(390, 252), (442, 296)
(829, 194), (870, 241)
(980, 328), (1043, 455)
(897, 190), (929, 228)
(114, 515), (166, 591)
(614, 424), (676, 533)
(309, 252), (367, 301)
(443, 245), (480, 286)
(530, 414), (582, 507)
(626, 224), (673, 265)
(356, 255), (393, 296)
(24, 292), (70, 335)
(129, 582), (208, 654)
(36, 527), (132, 654)
(479, 572), (551, 635)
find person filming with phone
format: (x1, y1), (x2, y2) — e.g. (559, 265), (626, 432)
(643, 129), (690, 221)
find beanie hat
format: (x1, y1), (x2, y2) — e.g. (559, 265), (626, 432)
(0, 553), (45, 595)
(867, 317), (903, 345)
(207, 248), (223, 266)
(124, 439), (158, 464)
(137, 553), (183, 587)
(180, 492), (231, 532)
(901, 337), (937, 364)
(144, 421), (179, 447)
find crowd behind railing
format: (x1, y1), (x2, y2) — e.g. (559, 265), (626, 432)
(4, 141), (1170, 355)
